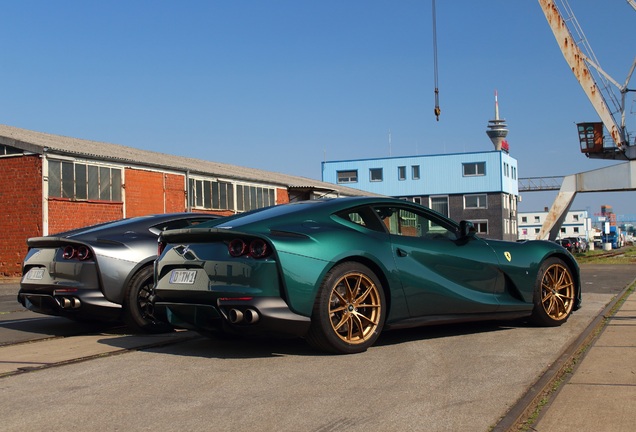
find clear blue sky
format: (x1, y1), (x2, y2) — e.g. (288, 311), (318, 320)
(2, 1), (635, 218)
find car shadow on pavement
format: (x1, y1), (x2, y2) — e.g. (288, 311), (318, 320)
(98, 319), (528, 360)
(375, 319), (519, 348)
(0, 315), (123, 341)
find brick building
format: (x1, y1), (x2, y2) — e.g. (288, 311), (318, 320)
(0, 125), (371, 276)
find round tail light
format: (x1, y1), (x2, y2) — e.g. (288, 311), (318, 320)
(62, 246), (76, 260)
(249, 239), (269, 258)
(77, 246), (91, 260)
(228, 239), (247, 257)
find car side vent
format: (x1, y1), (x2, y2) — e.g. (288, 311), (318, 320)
(269, 230), (308, 239)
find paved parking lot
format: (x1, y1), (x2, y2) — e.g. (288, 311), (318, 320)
(0, 264), (634, 431)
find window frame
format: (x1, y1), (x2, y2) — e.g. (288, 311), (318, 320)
(464, 194), (488, 209)
(462, 161), (486, 177)
(47, 159), (122, 202)
(429, 195), (449, 217)
(397, 166), (406, 181)
(411, 165), (420, 180)
(470, 220), (488, 235)
(369, 168), (383, 182)
(336, 170), (358, 184)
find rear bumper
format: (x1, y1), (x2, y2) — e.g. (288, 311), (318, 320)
(17, 285), (122, 322)
(153, 296), (311, 337)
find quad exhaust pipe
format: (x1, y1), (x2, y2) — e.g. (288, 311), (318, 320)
(228, 308), (260, 325)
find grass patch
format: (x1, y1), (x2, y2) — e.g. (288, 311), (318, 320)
(577, 245), (636, 264)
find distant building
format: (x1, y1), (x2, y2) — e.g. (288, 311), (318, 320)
(322, 150), (519, 241)
(518, 210), (592, 241)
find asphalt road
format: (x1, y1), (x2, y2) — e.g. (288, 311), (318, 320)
(0, 264), (634, 432)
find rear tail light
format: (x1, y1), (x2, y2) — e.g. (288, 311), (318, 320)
(158, 239), (167, 256)
(62, 245), (92, 261)
(76, 246), (90, 260)
(62, 246), (75, 259)
(249, 239), (268, 258)
(228, 239), (248, 257)
(227, 238), (271, 259)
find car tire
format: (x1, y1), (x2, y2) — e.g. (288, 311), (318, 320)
(124, 266), (172, 333)
(530, 257), (576, 327)
(307, 262), (386, 354)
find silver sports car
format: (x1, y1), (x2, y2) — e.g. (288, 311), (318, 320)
(18, 213), (219, 332)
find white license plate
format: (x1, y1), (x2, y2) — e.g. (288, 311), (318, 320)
(169, 270), (197, 284)
(26, 268), (45, 280)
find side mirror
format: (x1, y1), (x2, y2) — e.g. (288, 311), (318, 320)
(459, 220), (476, 239)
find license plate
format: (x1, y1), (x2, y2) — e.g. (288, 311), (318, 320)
(26, 268), (45, 280)
(169, 270), (197, 284)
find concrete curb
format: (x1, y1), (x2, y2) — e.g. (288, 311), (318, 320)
(492, 276), (636, 431)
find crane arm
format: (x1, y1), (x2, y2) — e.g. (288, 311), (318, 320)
(538, 0), (627, 150)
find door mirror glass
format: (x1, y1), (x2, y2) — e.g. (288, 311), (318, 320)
(459, 220), (476, 239)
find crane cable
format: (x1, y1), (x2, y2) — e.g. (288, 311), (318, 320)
(432, 0), (440, 121)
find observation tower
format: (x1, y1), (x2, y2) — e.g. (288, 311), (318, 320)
(486, 91), (509, 152)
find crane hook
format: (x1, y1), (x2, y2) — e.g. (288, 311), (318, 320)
(434, 89), (441, 121)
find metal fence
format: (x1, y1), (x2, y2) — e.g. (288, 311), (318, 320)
(518, 176), (564, 191)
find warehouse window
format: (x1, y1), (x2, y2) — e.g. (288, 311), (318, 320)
(48, 160), (122, 202)
(189, 179), (235, 211)
(0, 144), (22, 156)
(462, 162), (486, 176)
(236, 184), (275, 212)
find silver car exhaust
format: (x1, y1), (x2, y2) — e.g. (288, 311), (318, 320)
(227, 308), (260, 325)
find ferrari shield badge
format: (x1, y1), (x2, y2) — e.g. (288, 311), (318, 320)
(504, 251), (512, 262)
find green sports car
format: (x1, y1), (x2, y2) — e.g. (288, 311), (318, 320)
(152, 197), (581, 354)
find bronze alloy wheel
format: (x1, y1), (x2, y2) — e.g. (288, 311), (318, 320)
(540, 262), (575, 321)
(328, 271), (382, 344)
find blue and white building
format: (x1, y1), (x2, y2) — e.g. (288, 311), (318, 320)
(321, 150), (519, 241)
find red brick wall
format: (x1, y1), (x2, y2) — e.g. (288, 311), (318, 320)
(125, 168), (166, 217)
(276, 188), (289, 205)
(164, 173), (186, 212)
(47, 199), (123, 235)
(0, 155), (43, 276)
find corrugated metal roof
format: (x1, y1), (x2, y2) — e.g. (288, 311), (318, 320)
(0, 124), (378, 197)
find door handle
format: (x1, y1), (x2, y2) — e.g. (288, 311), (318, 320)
(396, 248), (408, 257)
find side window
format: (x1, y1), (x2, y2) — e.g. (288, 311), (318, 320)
(335, 208), (385, 233)
(374, 206), (457, 240)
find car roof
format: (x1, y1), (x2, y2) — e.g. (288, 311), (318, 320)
(212, 196), (449, 229)
(53, 213), (218, 238)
